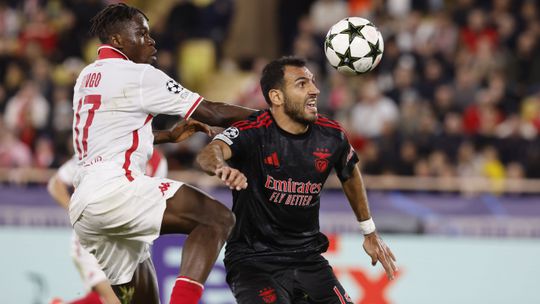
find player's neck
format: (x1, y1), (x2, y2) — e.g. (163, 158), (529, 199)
(270, 108), (309, 135)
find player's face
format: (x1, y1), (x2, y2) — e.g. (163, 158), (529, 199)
(118, 13), (157, 64)
(281, 66), (320, 124)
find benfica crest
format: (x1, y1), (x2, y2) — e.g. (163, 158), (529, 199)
(258, 287), (277, 303)
(313, 149), (331, 173)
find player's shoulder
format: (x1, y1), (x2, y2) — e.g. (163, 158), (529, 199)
(83, 59), (149, 81)
(313, 114), (349, 143)
(314, 114), (345, 133)
(230, 109), (273, 131)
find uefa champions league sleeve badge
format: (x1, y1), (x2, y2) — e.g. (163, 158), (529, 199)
(166, 80), (184, 94)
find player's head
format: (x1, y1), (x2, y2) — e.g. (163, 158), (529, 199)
(260, 56), (320, 124)
(90, 3), (157, 64)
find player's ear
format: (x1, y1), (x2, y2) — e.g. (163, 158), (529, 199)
(269, 89), (283, 106)
(109, 33), (123, 49)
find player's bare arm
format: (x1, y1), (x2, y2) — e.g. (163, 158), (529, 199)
(47, 174), (71, 210)
(196, 140), (248, 191)
(341, 165), (398, 280)
(153, 119), (213, 144)
(191, 99), (255, 127)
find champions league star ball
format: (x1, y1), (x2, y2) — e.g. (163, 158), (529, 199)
(324, 17), (384, 75)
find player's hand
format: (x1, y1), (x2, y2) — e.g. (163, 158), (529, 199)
(170, 119), (213, 143)
(215, 166), (248, 191)
(209, 126), (224, 137)
(363, 232), (397, 280)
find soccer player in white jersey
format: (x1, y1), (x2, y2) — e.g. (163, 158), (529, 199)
(48, 149), (168, 304)
(70, 3), (253, 304)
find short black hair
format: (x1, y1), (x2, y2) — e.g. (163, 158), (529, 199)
(260, 56), (307, 105)
(90, 3), (148, 43)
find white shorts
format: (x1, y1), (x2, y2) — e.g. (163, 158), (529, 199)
(72, 175), (183, 285)
(70, 232), (108, 290)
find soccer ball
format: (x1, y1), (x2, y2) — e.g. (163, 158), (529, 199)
(324, 17), (384, 75)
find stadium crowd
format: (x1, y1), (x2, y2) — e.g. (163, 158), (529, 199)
(0, 0), (539, 181)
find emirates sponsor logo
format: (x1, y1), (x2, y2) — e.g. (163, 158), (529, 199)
(264, 175), (322, 194)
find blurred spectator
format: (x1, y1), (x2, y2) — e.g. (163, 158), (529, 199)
(165, 0), (202, 44)
(396, 139), (418, 176)
(33, 136), (54, 168)
(456, 141), (475, 176)
(0, 117), (32, 168)
(462, 89), (503, 136)
(236, 57), (268, 110)
(431, 10), (459, 60)
(18, 6), (58, 57)
(349, 79), (399, 139)
(460, 8), (498, 53)
(479, 145), (506, 192)
(358, 140), (383, 175)
(453, 65), (480, 109)
(326, 70), (354, 119)
(505, 30), (540, 96)
(431, 84), (459, 121)
(31, 57), (53, 99)
(386, 62), (418, 106)
(521, 93), (540, 133)
(434, 111), (465, 162)
(428, 150), (454, 177)
(309, 0), (347, 39)
(0, 1), (20, 39)
(3, 60), (26, 98)
(398, 95), (423, 137)
(4, 81), (50, 146)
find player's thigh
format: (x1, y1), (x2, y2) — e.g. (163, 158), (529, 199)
(226, 263), (292, 304)
(295, 261), (353, 304)
(160, 184), (234, 234)
(112, 257), (159, 304)
(70, 232), (108, 290)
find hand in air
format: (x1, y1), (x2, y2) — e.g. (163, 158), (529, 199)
(170, 119), (213, 143)
(363, 233), (398, 280)
(215, 166), (248, 191)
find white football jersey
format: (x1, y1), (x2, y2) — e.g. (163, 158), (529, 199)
(59, 149), (168, 187)
(71, 45), (201, 186)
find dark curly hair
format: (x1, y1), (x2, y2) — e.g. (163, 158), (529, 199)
(90, 3), (148, 43)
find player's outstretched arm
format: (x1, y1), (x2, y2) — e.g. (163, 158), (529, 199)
(341, 165), (397, 280)
(191, 99), (255, 127)
(153, 119), (214, 144)
(196, 140), (248, 191)
(47, 173), (71, 210)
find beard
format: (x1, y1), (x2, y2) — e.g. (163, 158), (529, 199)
(283, 95), (317, 124)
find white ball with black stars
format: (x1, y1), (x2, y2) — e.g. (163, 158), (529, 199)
(324, 17), (384, 76)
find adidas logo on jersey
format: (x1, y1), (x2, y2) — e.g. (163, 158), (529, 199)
(264, 152), (280, 168)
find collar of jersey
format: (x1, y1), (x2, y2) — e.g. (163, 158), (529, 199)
(97, 45), (129, 60)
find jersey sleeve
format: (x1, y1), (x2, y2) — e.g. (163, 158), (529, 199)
(139, 66), (203, 118)
(57, 157), (77, 185)
(213, 124), (258, 160)
(334, 133), (359, 182)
